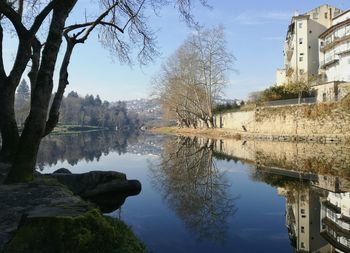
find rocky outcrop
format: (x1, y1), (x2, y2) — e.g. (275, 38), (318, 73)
(0, 167), (143, 251)
(48, 169), (141, 198)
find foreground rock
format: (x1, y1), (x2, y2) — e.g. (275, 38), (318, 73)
(49, 169), (141, 198)
(0, 168), (144, 253)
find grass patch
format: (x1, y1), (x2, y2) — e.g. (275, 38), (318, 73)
(4, 210), (146, 253)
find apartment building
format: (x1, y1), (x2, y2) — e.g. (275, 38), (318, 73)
(316, 10), (350, 102)
(276, 5), (343, 86)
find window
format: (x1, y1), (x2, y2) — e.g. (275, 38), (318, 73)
(309, 30), (312, 34)
(301, 242), (305, 248)
(299, 57), (303, 62)
(301, 209), (305, 214)
(299, 38), (303, 44)
(325, 12), (328, 19)
(301, 226), (305, 233)
(299, 69), (304, 75)
(299, 22), (303, 29)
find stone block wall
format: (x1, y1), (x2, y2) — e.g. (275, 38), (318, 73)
(216, 101), (350, 140)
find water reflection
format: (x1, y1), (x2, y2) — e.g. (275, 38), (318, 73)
(34, 132), (350, 252)
(37, 131), (130, 168)
(36, 131), (164, 170)
(253, 170), (350, 252)
(150, 137), (237, 243)
(233, 141), (350, 253)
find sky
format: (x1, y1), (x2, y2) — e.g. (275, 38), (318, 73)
(4, 0), (350, 102)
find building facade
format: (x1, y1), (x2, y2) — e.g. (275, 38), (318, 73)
(276, 5), (343, 86)
(314, 10), (350, 102)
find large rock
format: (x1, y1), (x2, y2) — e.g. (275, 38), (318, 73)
(47, 170), (141, 199)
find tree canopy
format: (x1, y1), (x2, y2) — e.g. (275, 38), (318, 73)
(154, 26), (234, 128)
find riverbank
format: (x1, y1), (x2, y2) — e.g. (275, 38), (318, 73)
(151, 127), (242, 140)
(151, 126), (350, 144)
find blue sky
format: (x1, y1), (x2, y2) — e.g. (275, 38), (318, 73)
(6, 1), (350, 101)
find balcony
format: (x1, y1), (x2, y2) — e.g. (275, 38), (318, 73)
(320, 32), (350, 52)
(322, 217), (350, 237)
(337, 48), (350, 56)
(320, 55), (340, 69)
(322, 200), (341, 214)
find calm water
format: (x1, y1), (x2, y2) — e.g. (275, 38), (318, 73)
(37, 131), (350, 253)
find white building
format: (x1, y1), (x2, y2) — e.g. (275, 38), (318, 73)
(276, 5), (343, 86)
(316, 10), (350, 102)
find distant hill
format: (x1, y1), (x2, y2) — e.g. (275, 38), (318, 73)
(112, 98), (167, 128)
(113, 97), (242, 128)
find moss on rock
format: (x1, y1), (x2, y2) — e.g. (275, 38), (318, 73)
(4, 210), (146, 253)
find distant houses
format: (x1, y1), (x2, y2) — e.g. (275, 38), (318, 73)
(276, 4), (350, 102)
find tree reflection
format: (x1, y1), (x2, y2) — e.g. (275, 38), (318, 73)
(36, 131), (134, 169)
(150, 137), (237, 243)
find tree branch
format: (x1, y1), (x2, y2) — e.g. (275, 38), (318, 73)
(0, 0), (27, 36)
(43, 37), (75, 137)
(29, 0), (56, 35)
(27, 37), (42, 100)
(64, 1), (121, 43)
(0, 22), (6, 81)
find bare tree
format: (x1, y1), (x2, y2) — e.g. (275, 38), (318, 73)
(188, 26), (235, 127)
(0, 0), (208, 183)
(155, 25), (234, 128)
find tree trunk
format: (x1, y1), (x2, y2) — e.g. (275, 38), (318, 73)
(0, 86), (19, 162)
(5, 0), (77, 183)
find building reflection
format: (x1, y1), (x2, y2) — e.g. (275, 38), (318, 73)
(258, 168), (350, 253)
(209, 136), (350, 252)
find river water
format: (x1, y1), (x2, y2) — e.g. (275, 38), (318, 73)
(37, 131), (350, 253)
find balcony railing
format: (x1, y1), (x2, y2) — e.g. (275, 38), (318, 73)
(320, 31), (350, 52)
(337, 48), (350, 56)
(320, 55), (340, 69)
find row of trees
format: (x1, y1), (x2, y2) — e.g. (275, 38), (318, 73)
(15, 80), (140, 131)
(154, 26), (234, 128)
(60, 92), (140, 131)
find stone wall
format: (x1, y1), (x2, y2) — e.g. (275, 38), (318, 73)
(215, 100), (350, 142)
(213, 138), (350, 189)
